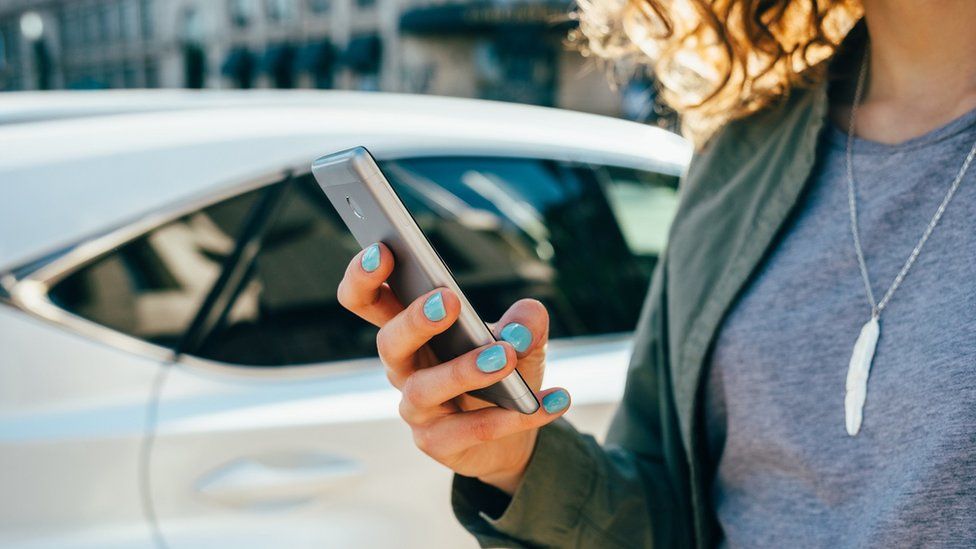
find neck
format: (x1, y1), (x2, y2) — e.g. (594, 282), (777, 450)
(862, 0), (976, 106)
(836, 1), (976, 143)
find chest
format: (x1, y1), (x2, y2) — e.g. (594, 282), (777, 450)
(707, 137), (976, 454)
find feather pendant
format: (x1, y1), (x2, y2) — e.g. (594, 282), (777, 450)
(845, 316), (880, 436)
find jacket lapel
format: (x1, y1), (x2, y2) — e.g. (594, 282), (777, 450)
(664, 82), (829, 542)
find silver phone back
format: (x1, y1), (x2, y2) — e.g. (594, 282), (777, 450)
(311, 147), (539, 414)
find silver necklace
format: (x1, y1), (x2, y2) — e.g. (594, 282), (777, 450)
(843, 48), (976, 436)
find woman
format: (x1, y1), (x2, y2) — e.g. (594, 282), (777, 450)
(337, 0), (976, 546)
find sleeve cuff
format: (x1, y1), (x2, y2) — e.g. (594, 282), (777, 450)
(451, 418), (597, 548)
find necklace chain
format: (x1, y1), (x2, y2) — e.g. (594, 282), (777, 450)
(845, 47), (976, 318)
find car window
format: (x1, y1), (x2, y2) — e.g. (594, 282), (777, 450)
(46, 158), (678, 368)
(48, 188), (262, 348)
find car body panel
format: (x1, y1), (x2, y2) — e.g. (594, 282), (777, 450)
(146, 337), (629, 548)
(0, 305), (155, 547)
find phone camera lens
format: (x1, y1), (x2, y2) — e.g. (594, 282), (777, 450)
(346, 195), (366, 220)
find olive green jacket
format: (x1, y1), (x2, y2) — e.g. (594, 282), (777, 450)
(451, 81), (833, 548)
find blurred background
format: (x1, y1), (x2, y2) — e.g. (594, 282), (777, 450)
(0, 0), (676, 125)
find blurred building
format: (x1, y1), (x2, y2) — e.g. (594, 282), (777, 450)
(0, 0), (629, 116)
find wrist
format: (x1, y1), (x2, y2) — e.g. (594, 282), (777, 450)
(476, 430), (539, 495)
(478, 469), (525, 496)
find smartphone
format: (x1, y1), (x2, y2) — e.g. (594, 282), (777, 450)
(311, 147), (540, 414)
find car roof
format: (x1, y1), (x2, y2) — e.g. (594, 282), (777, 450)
(0, 90), (690, 272)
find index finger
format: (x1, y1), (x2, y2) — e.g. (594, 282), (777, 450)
(336, 243), (404, 327)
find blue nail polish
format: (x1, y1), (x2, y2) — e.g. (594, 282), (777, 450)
(500, 323), (532, 353)
(476, 345), (508, 373)
(542, 390), (570, 414)
(361, 244), (381, 272)
(423, 292), (446, 322)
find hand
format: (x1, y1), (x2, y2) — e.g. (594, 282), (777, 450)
(337, 243), (571, 494)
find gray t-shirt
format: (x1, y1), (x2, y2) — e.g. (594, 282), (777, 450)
(704, 108), (976, 548)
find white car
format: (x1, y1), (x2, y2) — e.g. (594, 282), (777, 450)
(0, 90), (690, 549)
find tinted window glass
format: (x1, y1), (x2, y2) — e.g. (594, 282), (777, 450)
(596, 165), (679, 258)
(196, 176), (369, 365)
(385, 158), (677, 338)
(48, 189), (261, 348)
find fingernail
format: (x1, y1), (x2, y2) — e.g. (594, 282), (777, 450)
(423, 292), (446, 322)
(542, 389), (570, 414)
(476, 345), (508, 373)
(361, 244), (381, 273)
(500, 323), (532, 353)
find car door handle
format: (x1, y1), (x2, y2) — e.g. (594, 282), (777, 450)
(195, 451), (364, 508)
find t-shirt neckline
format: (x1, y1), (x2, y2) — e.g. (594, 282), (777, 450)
(827, 106), (976, 155)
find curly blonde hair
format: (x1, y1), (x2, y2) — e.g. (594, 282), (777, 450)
(571, 0), (861, 144)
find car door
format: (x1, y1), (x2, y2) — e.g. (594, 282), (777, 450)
(36, 156), (679, 548)
(0, 184), (268, 549)
(0, 303), (164, 549)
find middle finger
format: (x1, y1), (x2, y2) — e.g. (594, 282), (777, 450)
(377, 288), (460, 382)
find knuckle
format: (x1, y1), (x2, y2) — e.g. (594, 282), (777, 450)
(374, 330), (390, 359)
(398, 397), (425, 429)
(412, 427), (435, 455)
(375, 329), (398, 363)
(398, 397), (410, 421)
(401, 375), (428, 409)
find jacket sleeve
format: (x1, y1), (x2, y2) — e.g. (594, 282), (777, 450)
(451, 256), (694, 548)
